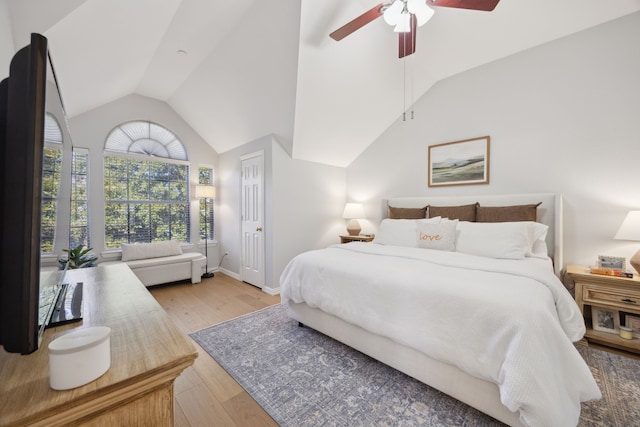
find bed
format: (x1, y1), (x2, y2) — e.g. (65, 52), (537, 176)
(279, 193), (601, 427)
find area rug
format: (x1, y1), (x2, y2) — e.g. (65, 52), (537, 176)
(190, 305), (640, 427)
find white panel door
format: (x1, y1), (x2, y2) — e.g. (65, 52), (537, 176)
(240, 152), (264, 288)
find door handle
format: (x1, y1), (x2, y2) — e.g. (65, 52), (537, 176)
(256, 227), (263, 232)
(621, 298), (637, 304)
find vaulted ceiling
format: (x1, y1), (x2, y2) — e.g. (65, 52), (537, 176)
(6, 0), (640, 167)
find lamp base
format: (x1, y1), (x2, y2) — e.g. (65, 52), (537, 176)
(346, 219), (361, 236)
(630, 249), (640, 275)
(202, 272), (214, 279)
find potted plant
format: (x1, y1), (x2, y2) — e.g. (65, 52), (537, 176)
(58, 245), (98, 270)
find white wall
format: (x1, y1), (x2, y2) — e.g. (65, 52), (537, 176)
(348, 12), (640, 272)
(68, 94), (219, 263)
(272, 140), (346, 290)
(217, 135), (345, 292)
(0, 0), (15, 79)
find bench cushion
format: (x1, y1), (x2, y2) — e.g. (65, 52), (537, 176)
(121, 240), (182, 261)
(124, 252), (203, 269)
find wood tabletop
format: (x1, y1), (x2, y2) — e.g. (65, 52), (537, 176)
(0, 263), (197, 426)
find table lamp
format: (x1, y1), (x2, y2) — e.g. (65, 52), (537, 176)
(614, 210), (640, 273)
(342, 203), (365, 236)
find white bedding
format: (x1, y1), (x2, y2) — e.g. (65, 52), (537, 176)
(280, 242), (601, 427)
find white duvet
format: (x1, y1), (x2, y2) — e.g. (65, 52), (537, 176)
(280, 242), (601, 427)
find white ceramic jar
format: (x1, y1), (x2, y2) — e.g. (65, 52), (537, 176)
(48, 326), (111, 390)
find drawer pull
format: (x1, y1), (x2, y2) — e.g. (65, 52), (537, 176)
(621, 298), (637, 304)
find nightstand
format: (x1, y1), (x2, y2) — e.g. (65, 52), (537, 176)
(567, 264), (640, 354)
(339, 234), (374, 244)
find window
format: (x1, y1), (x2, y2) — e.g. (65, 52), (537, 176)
(103, 121), (190, 249)
(104, 120), (187, 160)
(70, 148), (90, 248)
(41, 113), (63, 253)
(199, 166), (215, 241)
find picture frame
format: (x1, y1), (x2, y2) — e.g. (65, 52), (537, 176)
(625, 313), (640, 338)
(591, 306), (620, 334)
(596, 255), (626, 270)
(428, 136), (490, 187)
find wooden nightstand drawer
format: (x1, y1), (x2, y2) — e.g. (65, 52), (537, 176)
(583, 286), (640, 308)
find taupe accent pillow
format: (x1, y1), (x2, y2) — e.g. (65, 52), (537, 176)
(388, 206), (427, 219)
(428, 203), (478, 222)
(476, 202), (541, 223)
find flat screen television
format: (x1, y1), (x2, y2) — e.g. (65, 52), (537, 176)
(0, 33), (54, 354)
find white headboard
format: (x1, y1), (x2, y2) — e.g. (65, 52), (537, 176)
(383, 193), (563, 275)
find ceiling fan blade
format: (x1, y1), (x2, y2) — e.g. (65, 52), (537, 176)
(330, 3), (385, 41)
(398, 14), (417, 58)
(428, 0), (500, 12)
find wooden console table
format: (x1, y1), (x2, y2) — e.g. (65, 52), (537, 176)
(0, 264), (197, 426)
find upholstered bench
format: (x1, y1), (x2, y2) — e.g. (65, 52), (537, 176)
(101, 240), (207, 287)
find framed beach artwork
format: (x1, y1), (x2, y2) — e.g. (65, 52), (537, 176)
(428, 136), (490, 187)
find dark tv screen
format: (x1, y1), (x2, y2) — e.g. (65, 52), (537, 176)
(0, 33), (48, 354)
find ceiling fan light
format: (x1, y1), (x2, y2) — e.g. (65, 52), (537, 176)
(383, 0), (404, 25)
(407, 0), (434, 26)
(393, 12), (412, 33)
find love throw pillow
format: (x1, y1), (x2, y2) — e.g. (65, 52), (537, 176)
(373, 217), (442, 247)
(416, 220), (457, 251)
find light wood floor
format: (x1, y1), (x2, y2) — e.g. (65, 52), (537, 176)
(149, 273), (281, 427)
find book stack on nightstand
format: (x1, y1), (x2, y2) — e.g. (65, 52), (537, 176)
(567, 264), (640, 354)
(339, 234), (374, 244)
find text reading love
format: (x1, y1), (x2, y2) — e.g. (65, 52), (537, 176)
(419, 233), (442, 241)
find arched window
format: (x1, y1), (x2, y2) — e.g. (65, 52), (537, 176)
(104, 120), (187, 160)
(41, 113), (63, 253)
(103, 121), (190, 249)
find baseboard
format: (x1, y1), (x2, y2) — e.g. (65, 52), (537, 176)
(217, 267), (240, 281)
(215, 268), (279, 295)
(262, 286), (280, 296)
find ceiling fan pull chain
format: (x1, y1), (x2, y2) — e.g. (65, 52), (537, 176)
(410, 49), (415, 119)
(403, 49), (407, 122)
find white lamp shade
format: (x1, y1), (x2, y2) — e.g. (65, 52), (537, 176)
(342, 203), (365, 219)
(385, 0), (433, 29)
(409, 0), (434, 26)
(195, 185), (216, 199)
(614, 211), (640, 241)
(383, 0), (404, 25)
(393, 12), (412, 32)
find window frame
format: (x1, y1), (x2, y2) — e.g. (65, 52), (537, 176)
(69, 147), (90, 249)
(41, 142), (63, 254)
(198, 165), (215, 242)
(103, 121), (191, 250)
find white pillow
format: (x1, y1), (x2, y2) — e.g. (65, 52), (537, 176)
(373, 217), (441, 247)
(455, 222), (535, 260)
(526, 222), (549, 258)
(121, 240), (183, 261)
(416, 220), (458, 251)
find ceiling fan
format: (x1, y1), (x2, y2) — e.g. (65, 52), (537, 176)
(329, 0), (500, 58)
